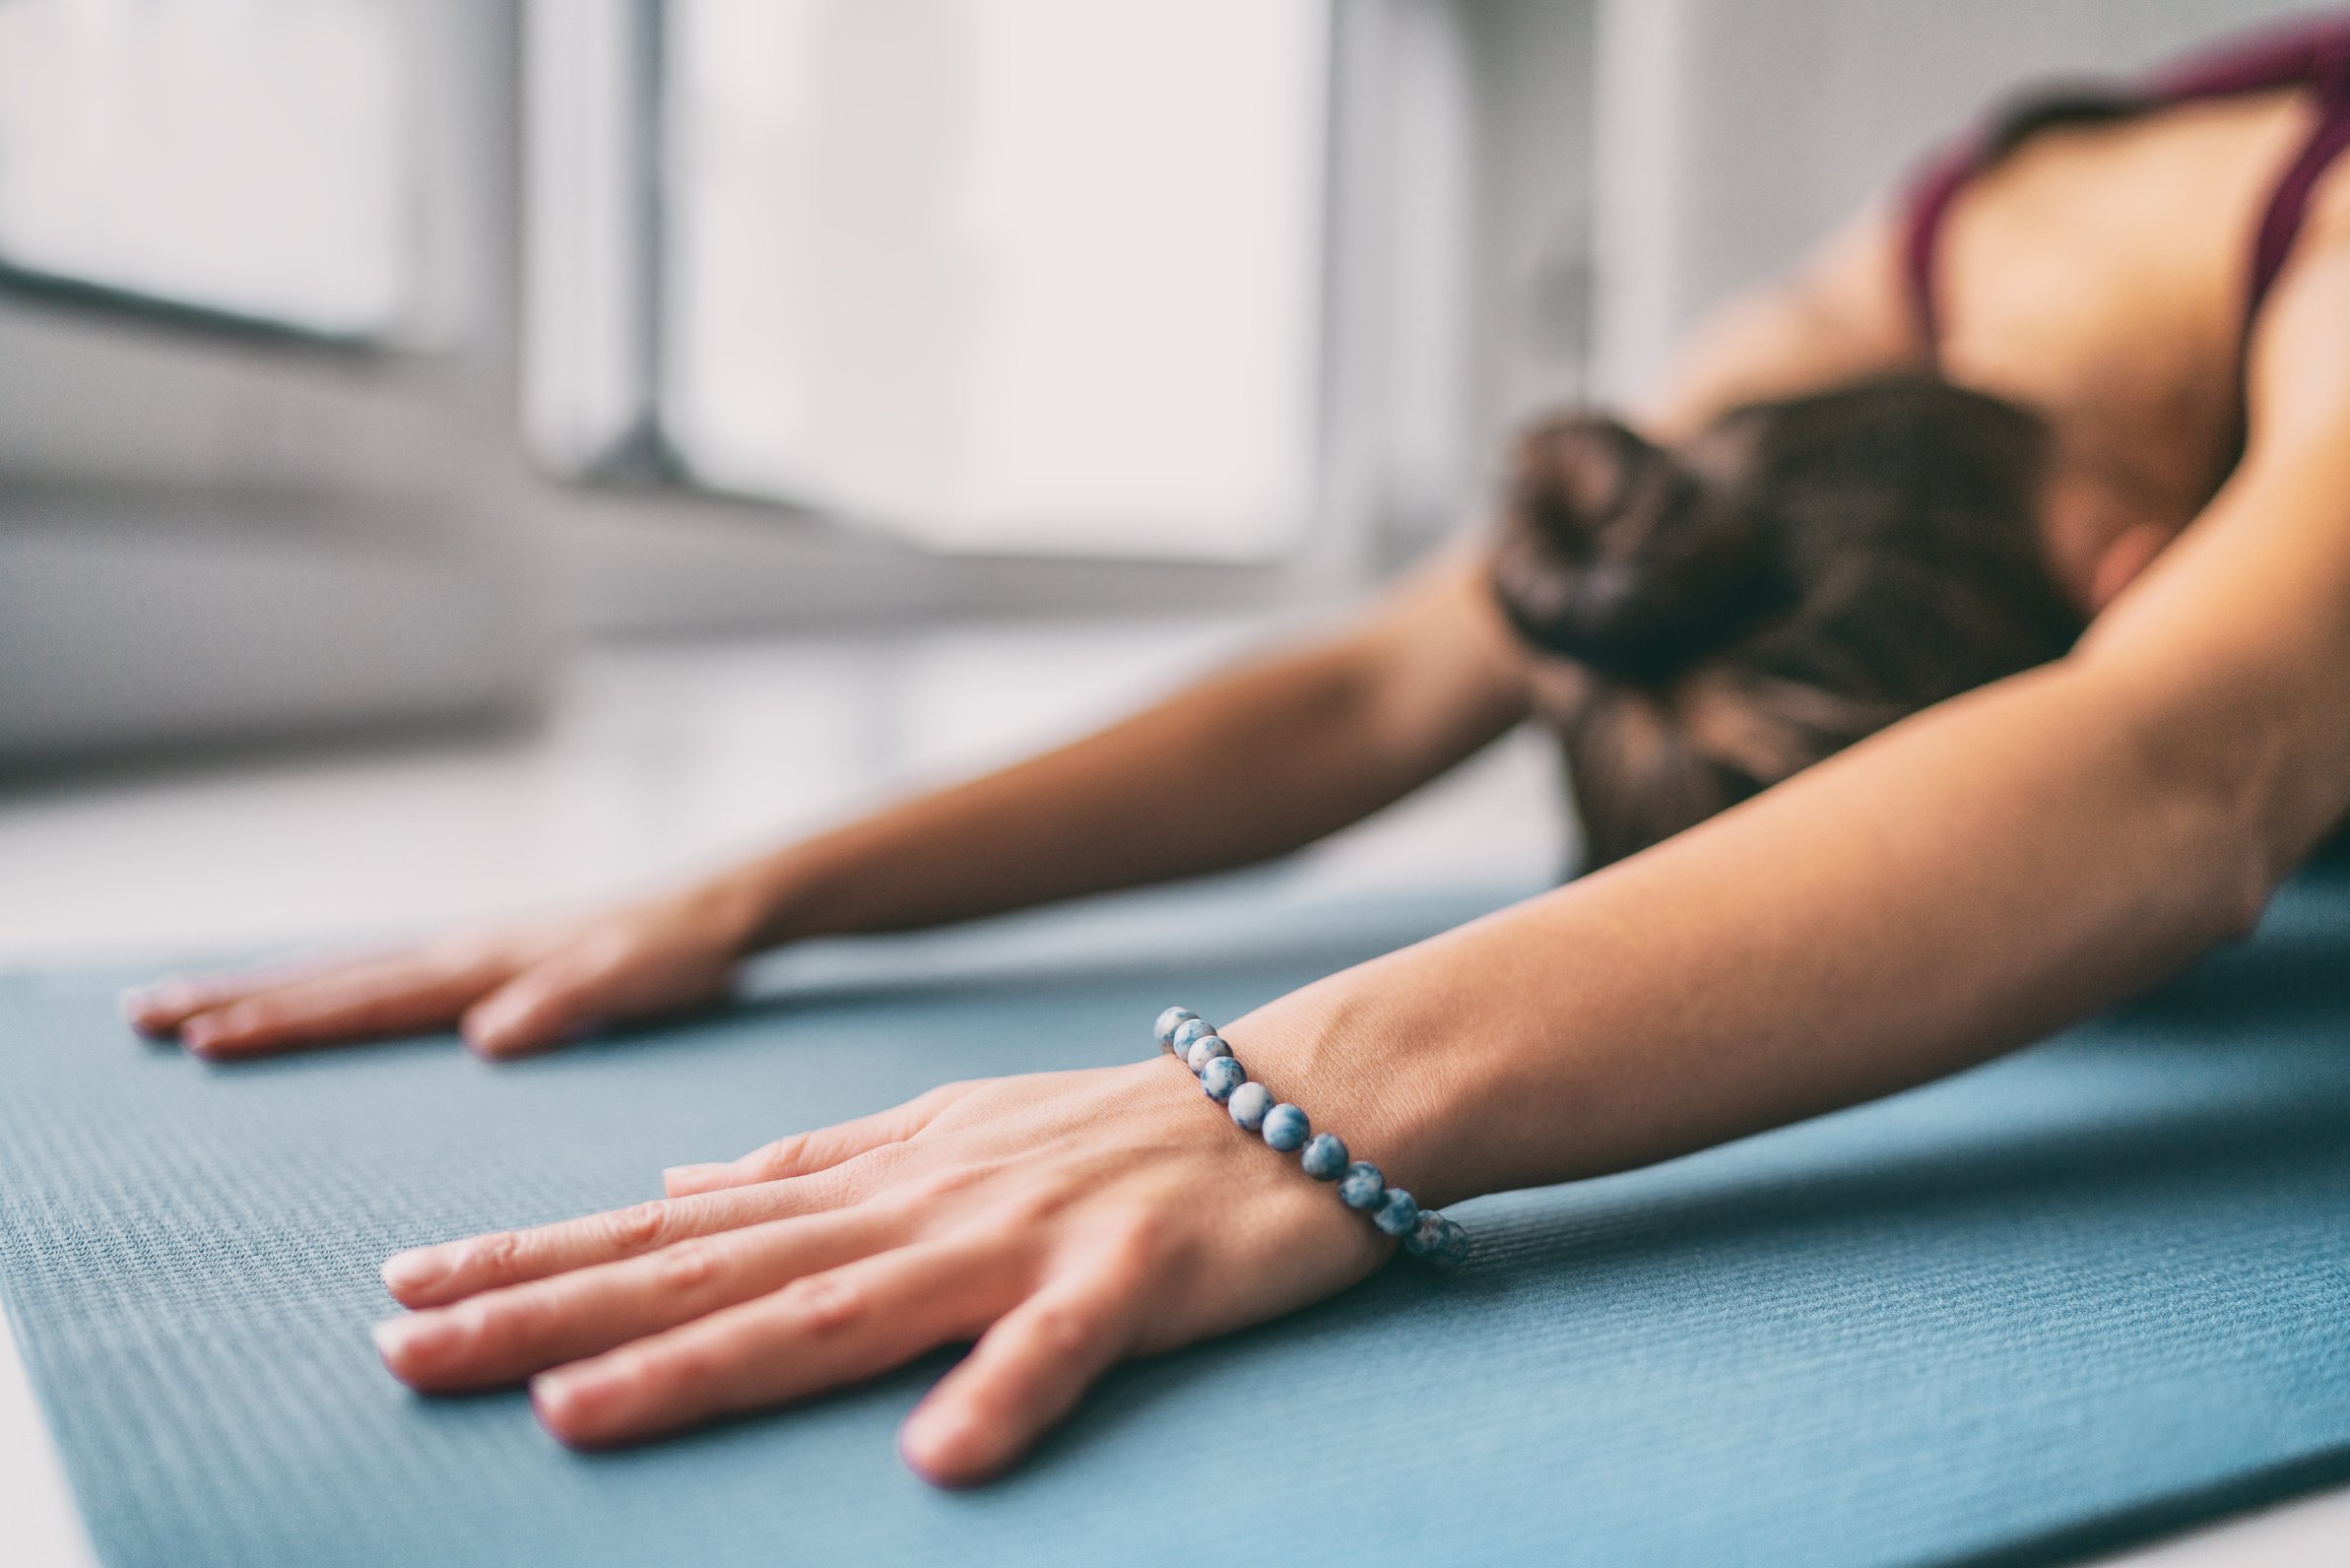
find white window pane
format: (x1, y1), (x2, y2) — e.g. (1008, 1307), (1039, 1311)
(662, 0), (1328, 558)
(0, 0), (410, 337)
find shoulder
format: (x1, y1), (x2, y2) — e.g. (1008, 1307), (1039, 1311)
(2270, 143), (2350, 320)
(1635, 207), (1926, 439)
(2084, 163), (2350, 674)
(1794, 207), (1925, 350)
(2300, 144), (2350, 248)
(2247, 165), (2350, 456)
(2070, 199), (2350, 872)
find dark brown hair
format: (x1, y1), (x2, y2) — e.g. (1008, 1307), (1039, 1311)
(1492, 373), (2082, 870)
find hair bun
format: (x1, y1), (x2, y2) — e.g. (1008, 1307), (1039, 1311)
(1491, 415), (1785, 686)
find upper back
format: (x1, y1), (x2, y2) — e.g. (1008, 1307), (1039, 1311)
(1918, 16), (2350, 528)
(1932, 88), (2323, 526)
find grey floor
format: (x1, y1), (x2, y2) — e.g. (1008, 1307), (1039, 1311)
(0, 622), (2338, 1566)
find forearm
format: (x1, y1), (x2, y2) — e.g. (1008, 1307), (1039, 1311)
(1312, 229), (2350, 1209)
(1237, 655), (2281, 1209)
(717, 564), (1529, 947)
(738, 659), (1448, 940)
(701, 212), (1910, 956)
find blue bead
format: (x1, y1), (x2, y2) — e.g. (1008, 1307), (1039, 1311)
(1373, 1189), (1419, 1237)
(1185, 1033), (1233, 1075)
(1405, 1211), (1472, 1268)
(1154, 1007), (1197, 1051)
(1226, 1081), (1273, 1131)
(1262, 1103), (1309, 1152)
(1300, 1133), (1348, 1180)
(1169, 1016), (1214, 1057)
(1200, 1055), (1247, 1102)
(1338, 1162), (1385, 1210)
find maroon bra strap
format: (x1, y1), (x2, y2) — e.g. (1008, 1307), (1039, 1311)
(1902, 13), (2350, 353)
(1900, 147), (1975, 348)
(2246, 47), (2350, 341)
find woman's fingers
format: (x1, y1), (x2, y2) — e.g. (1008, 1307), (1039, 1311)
(530, 1240), (1010, 1449)
(663, 1081), (979, 1198)
(375, 1207), (896, 1392)
(898, 1228), (1146, 1486)
(458, 928), (720, 1060)
(120, 952), (380, 1038)
(163, 947), (517, 1061)
(382, 1176), (865, 1309)
(127, 884), (755, 1061)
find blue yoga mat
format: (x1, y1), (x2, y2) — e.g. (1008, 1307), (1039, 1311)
(4, 873), (2350, 1568)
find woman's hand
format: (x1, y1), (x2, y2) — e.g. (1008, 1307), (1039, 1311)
(122, 878), (769, 1061)
(367, 1053), (1394, 1484)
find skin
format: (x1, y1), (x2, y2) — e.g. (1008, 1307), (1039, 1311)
(128, 87), (2350, 1485)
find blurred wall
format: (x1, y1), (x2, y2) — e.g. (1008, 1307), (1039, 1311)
(0, 1), (558, 762)
(564, 0), (1549, 631)
(2, 0), (2316, 763)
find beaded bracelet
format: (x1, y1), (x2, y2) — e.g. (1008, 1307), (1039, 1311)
(1153, 1006), (1470, 1269)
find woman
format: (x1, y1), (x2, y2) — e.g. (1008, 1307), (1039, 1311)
(124, 18), (2350, 1485)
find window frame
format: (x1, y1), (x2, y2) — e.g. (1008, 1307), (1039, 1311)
(525, 0), (1428, 577)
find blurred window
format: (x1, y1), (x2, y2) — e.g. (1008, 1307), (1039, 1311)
(662, 0), (1329, 558)
(0, 0), (412, 339)
(534, 0), (1332, 560)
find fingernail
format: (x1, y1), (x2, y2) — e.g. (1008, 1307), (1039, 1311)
(371, 1312), (457, 1367)
(461, 998), (528, 1056)
(181, 1005), (254, 1057)
(118, 985), (166, 1026)
(664, 1163), (723, 1190)
(461, 1022), (511, 1060)
(381, 1249), (449, 1296)
(467, 1017), (576, 1062)
(530, 1368), (603, 1430)
(900, 1409), (976, 1483)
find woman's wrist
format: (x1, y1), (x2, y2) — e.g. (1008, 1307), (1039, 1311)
(701, 819), (912, 953)
(1217, 965), (1494, 1212)
(685, 856), (814, 957)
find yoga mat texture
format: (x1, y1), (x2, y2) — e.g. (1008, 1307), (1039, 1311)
(4, 873), (2350, 1568)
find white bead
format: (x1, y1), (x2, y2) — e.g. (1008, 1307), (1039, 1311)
(1186, 1033), (1233, 1075)
(1226, 1081), (1273, 1131)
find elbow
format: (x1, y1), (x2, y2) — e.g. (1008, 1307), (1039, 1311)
(2135, 772), (2274, 952)
(2138, 765), (2273, 947)
(2163, 753), (2286, 950)
(2206, 837), (2277, 947)
(2089, 665), (2293, 948)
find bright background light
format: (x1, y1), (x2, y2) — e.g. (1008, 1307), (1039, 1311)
(0, 0), (410, 336)
(661, 0), (1329, 558)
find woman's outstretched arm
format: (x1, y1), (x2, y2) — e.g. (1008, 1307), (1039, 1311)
(723, 555), (1531, 944)
(126, 555), (1534, 1059)
(127, 198), (1926, 1064)
(1312, 230), (2350, 1202)
(367, 235), (2350, 1481)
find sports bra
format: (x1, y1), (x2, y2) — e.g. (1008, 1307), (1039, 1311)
(1903, 13), (2350, 353)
